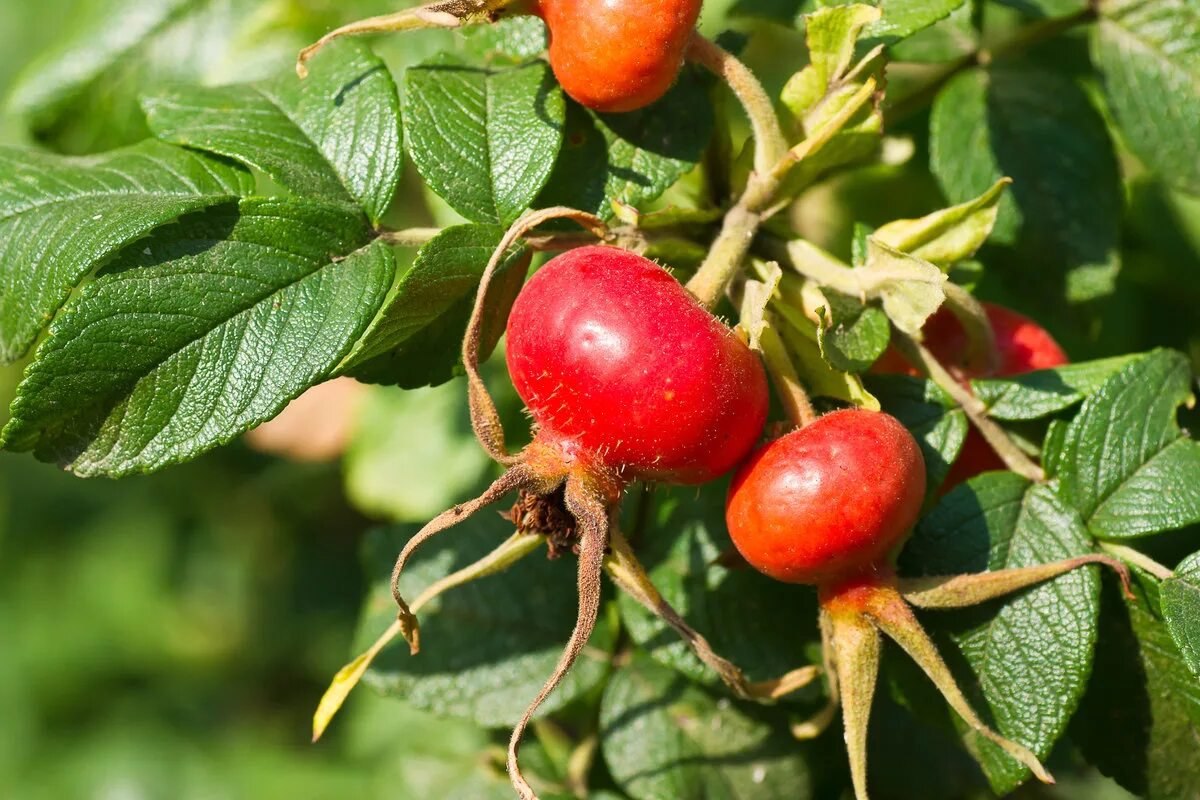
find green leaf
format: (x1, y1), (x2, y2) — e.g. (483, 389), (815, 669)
(343, 382), (493, 524)
(1162, 551), (1200, 677)
(1058, 349), (1200, 539)
(863, 238), (947, 334)
(358, 520), (618, 727)
(0, 140), (251, 362)
(818, 299), (891, 373)
(536, 71), (713, 218)
(339, 224), (528, 388)
(872, 179), (1010, 268)
(460, 15), (549, 62)
(599, 654), (812, 800)
(1093, 0), (1200, 196)
(930, 62), (1122, 302)
(865, 374), (967, 495)
(1072, 575), (1200, 799)
(970, 355), (1141, 420)
(1, 199), (391, 477)
(615, 483), (820, 688)
(901, 476), (1104, 794)
(143, 41), (402, 224)
(862, 0), (966, 48)
(404, 60), (564, 225)
(7, 0), (303, 153)
(888, 2), (977, 64)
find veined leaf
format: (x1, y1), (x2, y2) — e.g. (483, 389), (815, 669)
(1, 199), (391, 477)
(339, 224), (528, 388)
(971, 354), (1141, 420)
(1058, 349), (1200, 539)
(600, 654), (812, 800)
(143, 41), (402, 224)
(901, 475), (1104, 794)
(0, 140), (251, 362)
(404, 60), (565, 225)
(1163, 551), (1200, 677)
(1093, 0), (1200, 196)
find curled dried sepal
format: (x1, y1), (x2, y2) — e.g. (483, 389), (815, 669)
(464, 207), (610, 462)
(390, 463), (559, 652)
(508, 474), (611, 800)
(312, 530), (543, 742)
(297, 0), (523, 78)
(605, 528), (820, 701)
(819, 576), (1054, 799)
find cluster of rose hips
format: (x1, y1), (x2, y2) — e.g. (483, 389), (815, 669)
(299, 4), (1129, 799)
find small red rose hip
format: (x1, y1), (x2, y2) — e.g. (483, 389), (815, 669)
(534, 0), (702, 112)
(506, 245), (768, 484)
(725, 409), (926, 585)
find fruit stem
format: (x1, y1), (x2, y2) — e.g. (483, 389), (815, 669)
(893, 331), (1045, 482)
(686, 75), (877, 309)
(686, 33), (789, 178)
(758, 322), (817, 427)
(1099, 541), (1175, 581)
(296, 0), (523, 77)
(942, 282), (999, 376)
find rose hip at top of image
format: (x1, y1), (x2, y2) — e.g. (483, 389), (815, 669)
(534, 0), (703, 112)
(506, 245), (768, 484)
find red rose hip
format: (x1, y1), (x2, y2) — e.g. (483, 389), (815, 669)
(506, 245), (768, 484)
(725, 409), (925, 584)
(534, 0), (702, 112)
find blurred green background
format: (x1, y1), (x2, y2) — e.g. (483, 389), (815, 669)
(0, 0), (1189, 798)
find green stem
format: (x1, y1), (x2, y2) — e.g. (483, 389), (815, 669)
(893, 331), (1045, 482)
(1100, 542), (1175, 581)
(686, 33), (789, 178)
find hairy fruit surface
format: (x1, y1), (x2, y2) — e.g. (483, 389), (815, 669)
(724, 409), (926, 585)
(507, 245), (768, 484)
(534, 0), (702, 112)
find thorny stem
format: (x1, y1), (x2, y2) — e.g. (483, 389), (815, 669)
(464, 207), (610, 463)
(508, 475), (609, 800)
(893, 331), (1045, 482)
(686, 74), (877, 309)
(311, 530), (543, 742)
(297, 0), (522, 77)
(685, 33), (789, 178)
(758, 322), (817, 428)
(1100, 542), (1176, 582)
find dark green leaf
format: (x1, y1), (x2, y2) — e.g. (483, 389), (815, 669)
(0, 140), (251, 362)
(599, 654), (812, 800)
(7, 0), (302, 153)
(359, 520), (618, 727)
(970, 355), (1140, 420)
(339, 224), (528, 388)
(889, 2), (977, 64)
(817, 296), (891, 373)
(616, 482), (820, 688)
(901, 476), (1103, 794)
(1, 199), (391, 476)
(404, 61), (565, 225)
(1072, 575), (1200, 799)
(1058, 349), (1200, 539)
(460, 15), (549, 62)
(865, 375), (968, 495)
(536, 70), (713, 218)
(143, 41), (402, 224)
(729, 0), (808, 24)
(1162, 551), (1200, 677)
(1093, 0), (1200, 196)
(930, 62), (1122, 302)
